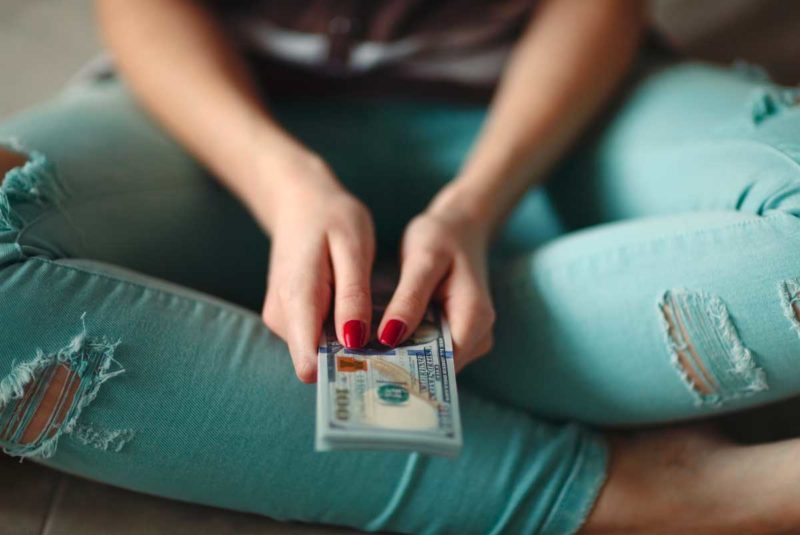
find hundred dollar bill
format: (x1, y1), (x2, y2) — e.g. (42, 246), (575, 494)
(315, 293), (462, 457)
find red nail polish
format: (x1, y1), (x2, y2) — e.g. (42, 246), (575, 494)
(380, 319), (406, 348)
(343, 320), (366, 349)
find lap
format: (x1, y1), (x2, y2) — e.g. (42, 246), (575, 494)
(6, 59), (800, 432)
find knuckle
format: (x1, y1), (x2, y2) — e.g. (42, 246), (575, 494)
(280, 275), (325, 304)
(391, 292), (427, 316)
(333, 231), (372, 259)
(288, 346), (317, 383)
(263, 316), (281, 335)
(351, 201), (374, 227)
(467, 297), (495, 326)
(261, 297), (280, 327)
(407, 214), (449, 241)
(261, 308), (272, 327)
(407, 213), (436, 232)
(261, 301), (273, 323)
(404, 248), (440, 275)
(336, 282), (371, 306)
(330, 196), (372, 228)
(294, 363), (316, 383)
(481, 301), (497, 326)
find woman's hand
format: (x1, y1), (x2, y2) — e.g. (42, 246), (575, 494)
(260, 156), (375, 383)
(378, 193), (496, 371)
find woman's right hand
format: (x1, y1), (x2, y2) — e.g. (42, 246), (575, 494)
(258, 154), (375, 383)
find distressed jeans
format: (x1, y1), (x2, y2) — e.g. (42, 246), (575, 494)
(1, 60), (800, 534)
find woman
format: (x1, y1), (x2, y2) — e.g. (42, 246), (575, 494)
(2, 0), (800, 532)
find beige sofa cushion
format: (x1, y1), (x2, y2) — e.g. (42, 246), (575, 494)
(651, 0), (800, 83)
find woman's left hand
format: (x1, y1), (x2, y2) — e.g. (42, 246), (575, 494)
(378, 201), (496, 371)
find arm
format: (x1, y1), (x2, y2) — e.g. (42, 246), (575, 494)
(95, 0), (334, 227)
(431, 0), (646, 229)
(96, 0), (376, 382)
(379, 0), (646, 368)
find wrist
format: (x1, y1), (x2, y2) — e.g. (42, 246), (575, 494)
(427, 181), (495, 241)
(231, 130), (343, 231)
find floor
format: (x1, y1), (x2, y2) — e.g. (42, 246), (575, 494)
(0, 0), (102, 119)
(0, 454), (356, 535)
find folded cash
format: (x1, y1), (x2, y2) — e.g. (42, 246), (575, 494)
(315, 293), (462, 457)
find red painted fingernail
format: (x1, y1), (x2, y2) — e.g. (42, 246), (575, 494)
(343, 320), (366, 349)
(380, 319), (406, 348)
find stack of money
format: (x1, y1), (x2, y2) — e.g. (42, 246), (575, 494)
(315, 300), (463, 457)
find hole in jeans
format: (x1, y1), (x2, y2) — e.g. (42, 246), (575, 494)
(658, 289), (767, 406)
(0, 317), (132, 458)
(0, 148), (29, 185)
(660, 302), (716, 397)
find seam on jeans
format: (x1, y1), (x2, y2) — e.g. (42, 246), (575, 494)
(621, 138), (800, 172)
(539, 427), (609, 535)
(564, 433), (609, 535)
(497, 139), (800, 294)
(364, 453), (424, 531)
(496, 214), (789, 299)
(27, 257), (261, 321)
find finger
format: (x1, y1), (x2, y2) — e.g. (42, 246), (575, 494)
(379, 251), (450, 347)
(261, 291), (284, 338)
(440, 260), (495, 367)
(329, 227), (374, 349)
(262, 255), (287, 338)
(282, 251), (332, 383)
(455, 332), (494, 372)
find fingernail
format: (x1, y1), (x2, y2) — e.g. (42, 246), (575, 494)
(343, 320), (367, 349)
(379, 319), (406, 348)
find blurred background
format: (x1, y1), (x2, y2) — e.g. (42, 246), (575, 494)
(2, 0), (799, 119)
(1, 0), (99, 118)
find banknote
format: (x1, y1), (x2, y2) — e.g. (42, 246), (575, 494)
(315, 288), (462, 457)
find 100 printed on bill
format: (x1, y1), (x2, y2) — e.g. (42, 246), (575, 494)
(315, 302), (462, 457)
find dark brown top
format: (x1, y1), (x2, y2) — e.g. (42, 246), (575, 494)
(205, 0), (539, 102)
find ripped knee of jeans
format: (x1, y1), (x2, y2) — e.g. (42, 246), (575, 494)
(733, 61), (800, 125)
(0, 140), (67, 266)
(0, 314), (133, 458)
(0, 147), (28, 185)
(659, 289), (768, 407)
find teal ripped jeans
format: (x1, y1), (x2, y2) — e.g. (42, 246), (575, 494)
(2, 61), (800, 534)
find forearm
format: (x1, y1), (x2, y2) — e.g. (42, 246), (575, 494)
(95, 0), (336, 230)
(430, 0), (645, 232)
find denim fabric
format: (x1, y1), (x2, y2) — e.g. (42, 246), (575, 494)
(1, 60), (799, 534)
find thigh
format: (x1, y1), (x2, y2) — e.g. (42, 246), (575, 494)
(465, 61), (800, 425)
(0, 78), (270, 310)
(549, 59), (800, 228)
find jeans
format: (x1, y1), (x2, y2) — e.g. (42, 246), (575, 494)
(1, 60), (800, 534)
